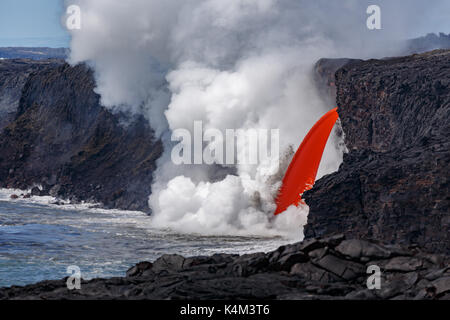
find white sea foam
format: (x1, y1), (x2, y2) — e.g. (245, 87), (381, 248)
(0, 188), (97, 211)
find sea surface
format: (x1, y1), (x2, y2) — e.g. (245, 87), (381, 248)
(0, 190), (292, 288)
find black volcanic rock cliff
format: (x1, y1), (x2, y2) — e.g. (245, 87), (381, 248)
(0, 59), (62, 130)
(305, 50), (450, 254)
(0, 59), (162, 211)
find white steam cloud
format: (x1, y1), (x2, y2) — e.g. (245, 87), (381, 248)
(66, 0), (447, 239)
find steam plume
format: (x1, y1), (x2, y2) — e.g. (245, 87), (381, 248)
(66, 0), (447, 239)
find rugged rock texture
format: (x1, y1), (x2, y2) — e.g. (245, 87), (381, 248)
(0, 59), (162, 211)
(0, 236), (448, 300)
(0, 59), (63, 130)
(313, 58), (361, 106)
(305, 50), (450, 254)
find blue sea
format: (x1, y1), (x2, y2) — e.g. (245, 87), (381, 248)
(0, 191), (290, 288)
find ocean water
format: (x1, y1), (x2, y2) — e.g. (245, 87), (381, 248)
(0, 190), (293, 288)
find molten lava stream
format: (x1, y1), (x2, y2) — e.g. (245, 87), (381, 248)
(274, 107), (339, 215)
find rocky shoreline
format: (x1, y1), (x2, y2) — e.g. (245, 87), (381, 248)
(1, 235), (448, 300)
(0, 49), (448, 299)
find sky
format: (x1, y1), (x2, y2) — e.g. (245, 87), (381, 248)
(0, 0), (69, 47)
(0, 0), (448, 48)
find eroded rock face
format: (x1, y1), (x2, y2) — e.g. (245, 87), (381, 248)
(0, 59), (63, 130)
(1, 236), (448, 300)
(313, 58), (361, 106)
(305, 50), (450, 254)
(0, 60), (162, 211)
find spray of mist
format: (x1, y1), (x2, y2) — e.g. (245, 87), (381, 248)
(65, 0), (446, 239)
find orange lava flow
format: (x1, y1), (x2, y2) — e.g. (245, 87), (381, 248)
(274, 107), (339, 215)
